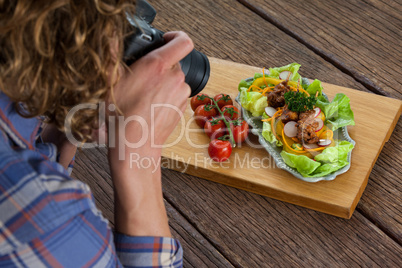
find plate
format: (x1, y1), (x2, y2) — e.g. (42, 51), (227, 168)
(236, 77), (356, 183)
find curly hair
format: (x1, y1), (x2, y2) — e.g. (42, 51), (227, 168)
(0, 0), (136, 142)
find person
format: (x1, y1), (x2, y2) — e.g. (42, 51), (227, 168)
(0, 0), (193, 267)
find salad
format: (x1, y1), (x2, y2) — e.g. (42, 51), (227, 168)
(238, 63), (355, 178)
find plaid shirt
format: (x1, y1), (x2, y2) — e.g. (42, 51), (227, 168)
(0, 93), (183, 267)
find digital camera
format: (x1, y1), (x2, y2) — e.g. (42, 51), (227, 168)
(123, 0), (210, 96)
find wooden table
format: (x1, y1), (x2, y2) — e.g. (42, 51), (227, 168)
(72, 0), (402, 266)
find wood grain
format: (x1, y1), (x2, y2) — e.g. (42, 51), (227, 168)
(148, 0), (369, 94)
(162, 169), (402, 267)
(72, 148), (234, 268)
(71, 145), (402, 267)
(71, 0), (402, 266)
(161, 57), (401, 218)
(356, 117), (402, 243)
(237, 0), (402, 99)
(149, 0), (402, 245)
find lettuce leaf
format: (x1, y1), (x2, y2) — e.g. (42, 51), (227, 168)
(280, 151), (321, 176)
(261, 113), (283, 146)
(309, 163), (348, 178)
(316, 93), (355, 130)
(253, 72), (265, 80)
(306, 79), (323, 96)
(309, 141), (354, 177)
(314, 141), (354, 163)
(239, 88), (267, 117)
(238, 79), (253, 92)
(237, 63), (355, 178)
(280, 141), (354, 177)
(268, 62), (301, 82)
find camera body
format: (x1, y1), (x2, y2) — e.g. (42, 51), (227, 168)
(123, 0), (210, 96)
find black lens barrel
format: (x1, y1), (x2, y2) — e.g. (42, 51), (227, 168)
(180, 50), (210, 97)
(124, 13), (210, 97)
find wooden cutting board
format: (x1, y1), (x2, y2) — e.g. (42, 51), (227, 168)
(161, 57), (402, 219)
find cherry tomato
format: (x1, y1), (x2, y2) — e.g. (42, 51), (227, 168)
(190, 93), (213, 111)
(221, 105), (240, 120)
(231, 119), (249, 144)
(208, 139), (232, 162)
(214, 94), (233, 109)
(194, 104), (218, 128)
(204, 118), (226, 139)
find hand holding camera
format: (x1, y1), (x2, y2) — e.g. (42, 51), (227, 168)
(123, 0), (210, 97)
(109, 31), (194, 238)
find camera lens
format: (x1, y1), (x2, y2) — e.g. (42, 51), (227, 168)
(180, 49), (210, 97)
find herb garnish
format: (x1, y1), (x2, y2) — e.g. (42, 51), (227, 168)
(284, 91), (317, 112)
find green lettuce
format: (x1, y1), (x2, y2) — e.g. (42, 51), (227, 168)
(280, 151), (321, 176)
(261, 113), (282, 146)
(237, 63), (355, 178)
(309, 163), (347, 178)
(238, 79), (253, 92)
(239, 62), (304, 92)
(316, 93), (355, 130)
(253, 72), (266, 80)
(239, 88), (267, 117)
(268, 62), (302, 82)
(280, 141), (354, 177)
(306, 79), (323, 96)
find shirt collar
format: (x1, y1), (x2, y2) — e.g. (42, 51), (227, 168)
(0, 92), (41, 149)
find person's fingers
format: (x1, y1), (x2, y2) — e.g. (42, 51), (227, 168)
(170, 62), (181, 71)
(182, 82), (191, 99)
(155, 31), (194, 66)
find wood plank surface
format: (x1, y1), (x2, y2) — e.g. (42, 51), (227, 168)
(150, 0), (369, 93)
(71, 146), (402, 268)
(72, 148), (234, 268)
(237, 0), (402, 99)
(161, 169), (402, 267)
(161, 57), (401, 218)
(356, 119), (402, 244)
(71, 0), (402, 267)
(149, 0), (402, 246)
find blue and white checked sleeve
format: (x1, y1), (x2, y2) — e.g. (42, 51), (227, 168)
(0, 132), (182, 267)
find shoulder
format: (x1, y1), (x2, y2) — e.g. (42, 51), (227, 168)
(0, 138), (103, 256)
